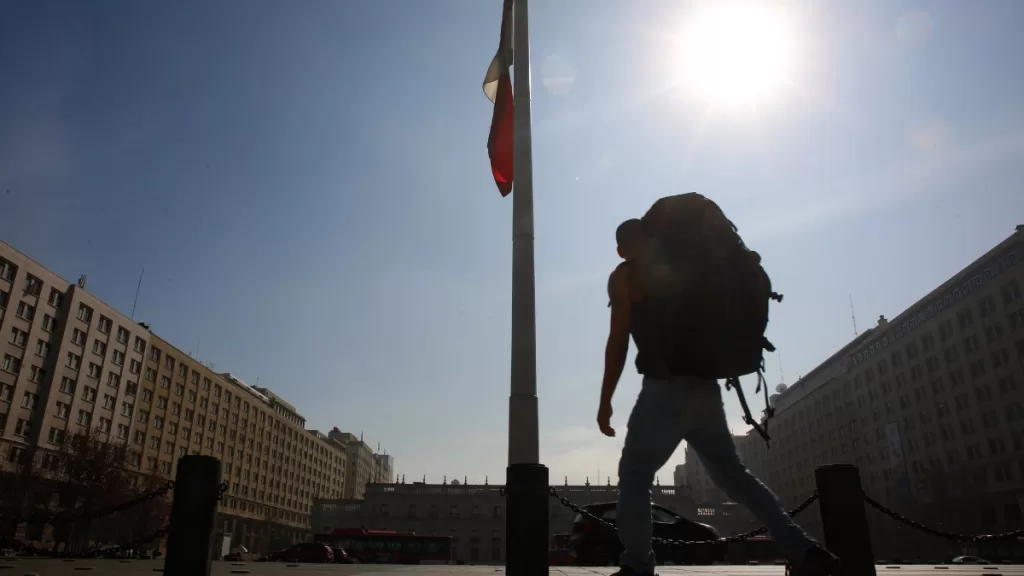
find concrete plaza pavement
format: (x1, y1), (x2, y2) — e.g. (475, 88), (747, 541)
(0, 561), (1020, 576)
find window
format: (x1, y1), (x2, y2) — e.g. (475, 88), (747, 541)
(21, 392), (38, 410)
(112, 350), (125, 366)
(13, 416), (30, 434)
(28, 365), (46, 383)
(77, 304), (93, 323)
(41, 314), (56, 332)
(117, 424), (129, 440)
(121, 402), (133, 417)
(48, 288), (63, 307)
(107, 372), (120, 388)
(2, 354), (22, 375)
(0, 289), (7, 310)
(16, 301), (35, 321)
(71, 328), (86, 346)
(66, 352), (82, 371)
(9, 327), (28, 347)
(77, 410), (92, 426)
(0, 258), (15, 281)
(88, 362), (101, 379)
(55, 402), (70, 419)
(98, 315), (112, 334)
(24, 274), (41, 296)
(83, 386), (97, 403)
(98, 418), (111, 433)
(178, 363), (188, 378)
(35, 339), (51, 359)
(103, 394), (116, 410)
(134, 336), (146, 353)
(47, 427), (66, 444)
(116, 326), (129, 344)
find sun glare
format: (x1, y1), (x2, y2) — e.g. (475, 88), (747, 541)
(676, 2), (798, 108)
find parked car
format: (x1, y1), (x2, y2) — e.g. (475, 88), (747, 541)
(328, 546), (353, 563)
(570, 502), (722, 566)
(267, 542), (334, 563)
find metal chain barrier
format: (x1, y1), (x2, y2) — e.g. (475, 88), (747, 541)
(544, 486), (819, 547)
(863, 494), (1024, 543)
(0, 480), (175, 526)
(66, 478), (228, 558)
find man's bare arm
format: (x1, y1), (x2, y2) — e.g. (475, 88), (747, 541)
(600, 266), (632, 405)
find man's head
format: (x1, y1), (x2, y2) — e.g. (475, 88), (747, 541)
(616, 218), (644, 259)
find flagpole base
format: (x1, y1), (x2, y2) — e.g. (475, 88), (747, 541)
(505, 463), (549, 575)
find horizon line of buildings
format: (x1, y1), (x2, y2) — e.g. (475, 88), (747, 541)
(0, 240), (394, 553)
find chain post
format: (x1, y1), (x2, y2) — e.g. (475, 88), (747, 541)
(816, 464), (876, 576)
(163, 455), (222, 576)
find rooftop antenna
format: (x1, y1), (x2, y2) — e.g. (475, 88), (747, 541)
(779, 354), (786, 385)
(849, 294), (859, 337)
(130, 268), (144, 320)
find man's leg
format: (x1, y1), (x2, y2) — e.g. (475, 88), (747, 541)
(616, 378), (686, 574)
(683, 387), (817, 561)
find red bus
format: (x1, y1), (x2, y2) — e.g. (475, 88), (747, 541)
(550, 533), (573, 566)
(314, 528), (452, 565)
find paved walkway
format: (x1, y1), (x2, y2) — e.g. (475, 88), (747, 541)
(0, 560), (1020, 575)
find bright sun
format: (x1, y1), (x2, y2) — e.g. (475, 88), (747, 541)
(677, 2), (797, 108)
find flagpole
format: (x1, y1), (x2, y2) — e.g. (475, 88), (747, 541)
(505, 0), (549, 573)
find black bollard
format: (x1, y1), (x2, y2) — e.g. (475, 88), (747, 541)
(163, 455), (222, 576)
(505, 463), (549, 575)
(815, 464), (876, 576)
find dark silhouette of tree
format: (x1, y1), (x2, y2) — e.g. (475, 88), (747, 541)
(2, 429), (171, 552)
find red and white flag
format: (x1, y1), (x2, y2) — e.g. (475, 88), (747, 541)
(483, 0), (514, 197)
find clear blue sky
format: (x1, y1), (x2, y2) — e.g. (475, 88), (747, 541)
(1, 0), (1022, 486)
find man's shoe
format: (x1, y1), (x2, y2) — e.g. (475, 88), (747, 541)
(611, 567), (658, 576)
(788, 545), (841, 576)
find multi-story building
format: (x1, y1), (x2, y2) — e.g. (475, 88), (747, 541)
(142, 336), (349, 552)
(328, 429), (378, 499)
(374, 453), (395, 484)
(683, 225), (1024, 559)
(1, 245), (152, 473)
(311, 479), (693, 565)
(0, 241), (369, 554)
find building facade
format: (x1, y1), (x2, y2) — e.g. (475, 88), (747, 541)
(312, 479), (694, 565)
(682, 226), (1024, 559)
(0, 241), (389, 554)
(328, 429), (379, 500)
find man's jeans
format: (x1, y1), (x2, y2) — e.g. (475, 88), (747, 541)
(617, 376), (817, 573)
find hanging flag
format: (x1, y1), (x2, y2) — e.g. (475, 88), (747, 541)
(483, 0), (514, 197)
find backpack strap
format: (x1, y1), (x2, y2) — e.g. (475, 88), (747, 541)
(724, 363), (776, 448)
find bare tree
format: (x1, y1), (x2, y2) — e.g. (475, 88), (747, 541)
(43, 429), (170, 551)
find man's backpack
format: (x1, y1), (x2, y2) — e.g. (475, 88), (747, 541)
(635, 193), (783, 444)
